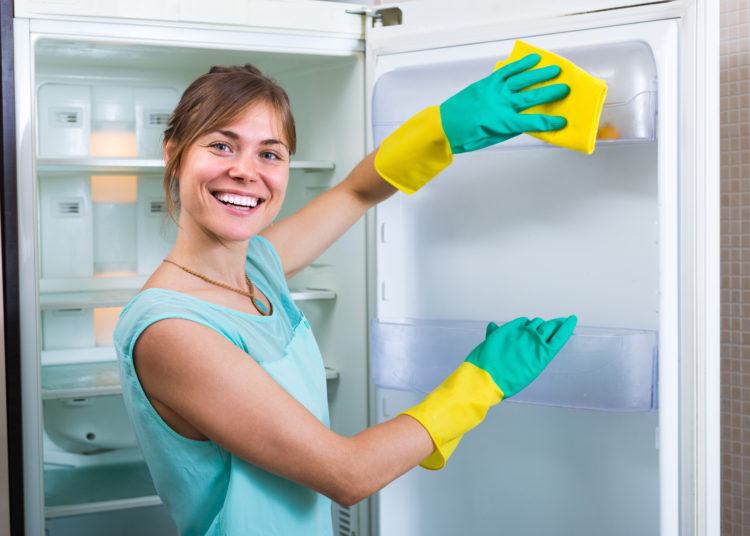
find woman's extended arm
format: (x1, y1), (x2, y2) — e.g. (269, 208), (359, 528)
(133, 317), (433, 506)
(261, 150), (396, 279)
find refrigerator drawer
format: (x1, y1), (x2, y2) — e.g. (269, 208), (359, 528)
(371, 318), (657, 412)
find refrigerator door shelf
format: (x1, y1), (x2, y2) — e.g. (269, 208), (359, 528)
(371, 318), (657, 412)
(372, 40), (658, 152)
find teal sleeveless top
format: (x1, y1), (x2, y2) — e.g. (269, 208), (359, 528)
(114, 236), (333, 536)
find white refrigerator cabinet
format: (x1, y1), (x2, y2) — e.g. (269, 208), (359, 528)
(10, 1), (717, 535)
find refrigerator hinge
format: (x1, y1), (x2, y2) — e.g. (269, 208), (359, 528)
(345, 7), (403, 27)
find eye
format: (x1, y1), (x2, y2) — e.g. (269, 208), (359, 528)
(210, 142), (232, 153)
(260, 151), (280, 161)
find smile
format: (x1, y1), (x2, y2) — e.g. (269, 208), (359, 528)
(213, 192), (261, 210)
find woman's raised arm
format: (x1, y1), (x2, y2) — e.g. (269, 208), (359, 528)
(260, 151), (396, 279)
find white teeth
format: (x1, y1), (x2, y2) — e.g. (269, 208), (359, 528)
(216, 192), (259, 208)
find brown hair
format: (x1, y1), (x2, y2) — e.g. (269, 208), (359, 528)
(162, 64), (296, 221)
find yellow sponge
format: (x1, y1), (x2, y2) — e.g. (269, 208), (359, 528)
(496, 40), (608, 155)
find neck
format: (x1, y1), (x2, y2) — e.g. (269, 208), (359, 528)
(168, 222), (251, 289)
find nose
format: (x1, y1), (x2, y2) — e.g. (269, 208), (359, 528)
(229, 153), (259, 183)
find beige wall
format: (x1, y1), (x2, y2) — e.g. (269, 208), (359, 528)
(721, 0), (750, 533)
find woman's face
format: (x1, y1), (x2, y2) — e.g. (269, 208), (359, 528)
(172, 102), (290, 244)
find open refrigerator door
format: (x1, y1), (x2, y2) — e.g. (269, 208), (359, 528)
(363, 1), (717, 534)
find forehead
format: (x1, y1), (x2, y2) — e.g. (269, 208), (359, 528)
(218, 101), (286, 141)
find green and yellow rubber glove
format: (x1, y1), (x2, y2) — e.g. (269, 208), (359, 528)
(374, 53), (570, 194)
(401, 315), (577, 470)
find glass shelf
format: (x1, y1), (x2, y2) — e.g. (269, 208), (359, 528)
(40, 276), (148, 294)
(42, 347), (117, 368)
(40, 289), (139, 310)
(37, 157), (334, 173)
(44, 461), (160, 518)
(42, 360), (121, 399)
(42, 360), (340, 400)
(39, 286), (335, 311)
(371, 318), (658, 412)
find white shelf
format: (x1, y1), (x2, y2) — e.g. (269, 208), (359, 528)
(37, 157), (164, 174)
(290, 288), (337, 301)
(39, 287), (335, 311)
(290, 160), (335, 171)
(40, 289), (139, 310)
(42, 347), (117, 367)
(37, 157), (334, 173)
(40, 276), (148, 294)
(44, 446), (144, 469)
(41, 359), (120, 399)
(325, 366), (339, 381)
(371, 319), (658, 412)
(42, 360), (340, 400)
(44, 461), (160, 519)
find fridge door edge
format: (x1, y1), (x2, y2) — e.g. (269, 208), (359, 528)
(14, 16), (45, 536)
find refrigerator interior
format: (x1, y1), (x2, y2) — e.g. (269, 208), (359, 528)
(370, 21), (675, 536)
(28, 35), (368, 532)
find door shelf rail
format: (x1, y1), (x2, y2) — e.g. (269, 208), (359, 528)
(371, 318), (658, 412)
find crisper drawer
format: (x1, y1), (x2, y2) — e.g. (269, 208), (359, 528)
(370, 318), (657, 412)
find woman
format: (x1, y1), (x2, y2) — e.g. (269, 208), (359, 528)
(115, 60), (576, 535)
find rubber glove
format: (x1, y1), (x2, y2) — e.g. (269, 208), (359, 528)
(401, 315), (577, 470)
(374, 53), (570, 194)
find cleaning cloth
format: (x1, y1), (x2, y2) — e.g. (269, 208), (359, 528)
(495, 40), (608, 154)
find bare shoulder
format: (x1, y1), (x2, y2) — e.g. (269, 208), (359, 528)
(140, 262), (179, 292)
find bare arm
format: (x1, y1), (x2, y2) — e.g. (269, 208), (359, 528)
(134, 318), (433, 506)
(261, 150), (397, 279)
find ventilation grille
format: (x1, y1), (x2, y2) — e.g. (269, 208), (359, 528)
(332, 503), (357, 536)
(147, 112), (170, 127)
(149, 200), (167, 214)
(54, 199), (83, 217)
(51, 108), (82, 127)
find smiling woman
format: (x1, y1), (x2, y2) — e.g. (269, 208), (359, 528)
(113, 58), (576, 536)
(165, 101), (290, 247)
(161, 64), (295, 224)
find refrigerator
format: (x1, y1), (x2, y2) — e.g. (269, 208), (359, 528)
(7, 0), (718, 534)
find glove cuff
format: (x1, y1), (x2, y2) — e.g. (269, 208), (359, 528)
(400, 362), (504, 470)
(374, 106), (454, 195)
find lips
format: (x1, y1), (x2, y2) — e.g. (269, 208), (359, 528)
(213, 191), (261, 210)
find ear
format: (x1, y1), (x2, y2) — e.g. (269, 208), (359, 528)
(163, 139), (178, 171)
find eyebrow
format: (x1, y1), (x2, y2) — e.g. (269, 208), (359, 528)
(215, 130), (288, 151)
